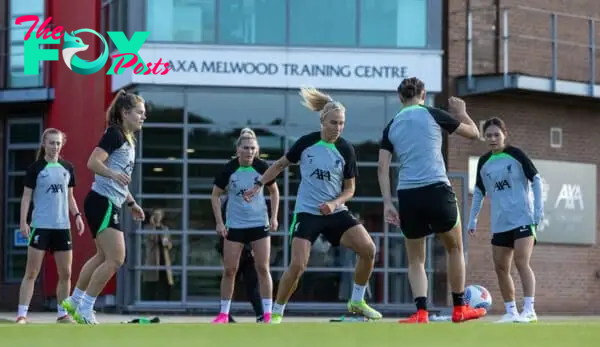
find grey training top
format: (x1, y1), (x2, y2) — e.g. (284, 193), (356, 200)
(91, 126), (135, 206)
(25, 159), (76, 229)
(474, 146), (539, 234)
(214, 157), (275, 229)
(286, 132), (358, 215)
(380, 104), (460, 190)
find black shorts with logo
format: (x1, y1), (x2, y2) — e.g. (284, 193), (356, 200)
(29, 228), (72, 252)
(491, 225), (537, 248)
(226, 226), (270, 244)
(290, 210), (360, 246)
(397, 182), (459, 239)
(84, 190), (121, 238)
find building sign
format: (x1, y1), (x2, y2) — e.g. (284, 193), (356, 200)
(112, 44), (442, 92)
(468, 157), (597, 245)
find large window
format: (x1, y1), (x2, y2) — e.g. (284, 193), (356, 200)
(360, 0), (427, 48)
(9, 0), (45, 88)
(288, 0), (356, 47)
(130, 86), (453, 308)
(143, 0), (437, 48)
(4, 118), (42, 282)
(146, 0), (216, 43)
(218, 0), (286, 45)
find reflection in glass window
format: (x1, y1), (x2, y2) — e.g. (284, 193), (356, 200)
(289, 0), (356, 46)
(139, 198), (183, 230)
(9, 0), (44, 87)
(218, 0), (285, 45)
(189, 199), (216, 229)
(187, 127), (285, 160)
(187, 89), (285, 125)
(140, 89), (185, 123)
(141, 163), (183, 194)
(360, 0), (427, 48)
(146, 0), (215, 43)
(140, 270), (182, 301)
(141, 128), (184, 159)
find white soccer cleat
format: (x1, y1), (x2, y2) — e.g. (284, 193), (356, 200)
(516, 310), (538, 323)
(494, 313), (520, 323)
(76, 309), (99, 325)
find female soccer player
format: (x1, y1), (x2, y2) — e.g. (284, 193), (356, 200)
(467, 117), (542, 323)
(60, 90), (146, 324)
(244, 87), (380, 324)
(377, 77), (485, 324)
(211, 128), (279, 324)
(16, 128), (84, 324)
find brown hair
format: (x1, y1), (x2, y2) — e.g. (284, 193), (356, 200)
(37, 128), (66, 161)
(106, 89), (145, 146)
(397, 77), (425, 101)
(482, 117), (508, 134)
(299, 86), (345, 121)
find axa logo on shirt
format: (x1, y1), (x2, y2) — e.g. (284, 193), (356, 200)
(15, 15), (171, 76)
(46, 183), (64, 194)
(310, 169), (332, 181)
(494, 179), (511, 191)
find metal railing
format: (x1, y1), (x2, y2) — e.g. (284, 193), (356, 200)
(451, 6), (600, 95)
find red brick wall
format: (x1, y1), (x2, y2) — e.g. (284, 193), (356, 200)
(448, 0), (600, 314)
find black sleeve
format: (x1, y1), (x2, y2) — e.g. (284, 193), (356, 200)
(285, 133), (318, 164)
(97, 127), (126, 155)
(380, 120), (394, 152)
(475, 154), (490, 195)
(24, 161), (44, 189)
(61, 160), (76, 187)
(253, 159), (276, 186)
(213, 160), (238, 190)
(424, 106), (461, 134)
(337, 139), (358, 179)
(506, 146), (538, 181)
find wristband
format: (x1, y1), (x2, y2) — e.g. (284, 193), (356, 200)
(127, 201), (135, 207)
(255, 180), (264, 188)
(75, 212), (82, 218)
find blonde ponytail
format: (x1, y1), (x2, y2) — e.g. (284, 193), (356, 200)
(299, 85), (345, 121)
(235, 127), (259, 157)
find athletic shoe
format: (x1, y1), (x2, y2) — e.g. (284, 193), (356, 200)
(495, 313), (519, 323)
(398, 309), (429, 324)
(270, 313), (283, 324)
(517, 310), (538, 323)
(57, 315), (76, 323)
(60, 297), (83, 324)
(263, 313), (271, 323)
(347, 300), (382, 320)
(76, 309), (99, 325)
(211, 313), (229, 324)
(15, 316), (27, 324)
(452, 305), (486, 323)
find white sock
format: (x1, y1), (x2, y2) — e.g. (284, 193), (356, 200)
(17, 305), (28, 318)
(351, 283), (367, 302)
(262, 298), (273, 314)
(79, 293), (97, 312)
(273, 303), (286, 315)
(220, 300), (231, 314)
(505, 301), (518, 315)
(57, 304), (68, 317)
(524, 297), (535, 312)
(71, 288), (85, 304)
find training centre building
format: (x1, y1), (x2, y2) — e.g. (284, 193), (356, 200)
(0, 0), (598, 315)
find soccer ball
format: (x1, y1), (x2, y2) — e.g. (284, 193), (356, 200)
(465, 284), (492, 310)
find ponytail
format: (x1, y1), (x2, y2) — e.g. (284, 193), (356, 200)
(235, 127), (260, 157)
(106, 89), (145, 146)
(299, 85), (345, 121)
(36, 145), (46, 161)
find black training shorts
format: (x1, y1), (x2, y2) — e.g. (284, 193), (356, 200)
(290, 210), (360, 246)
(84, 190), (121, 238)
(28, 228), (72, 252)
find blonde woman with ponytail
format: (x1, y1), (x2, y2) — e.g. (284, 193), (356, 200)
(16, 128), (84, 324)
(60, 90), (147, 325)
(211, 128), (280, 324)
(244, 86), (381, 324)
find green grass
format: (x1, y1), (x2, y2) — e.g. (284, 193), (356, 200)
(2, 321), (599, 346)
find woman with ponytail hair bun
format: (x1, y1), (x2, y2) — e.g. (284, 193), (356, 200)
(210, 127), (280, 324)
(16, 128), (84, 324)
(244, 86), (380, 324)
(60, 90), (147, 324)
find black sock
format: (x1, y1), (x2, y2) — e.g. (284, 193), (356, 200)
(452, 292), (465, 307)
(415, 297), (427, 311)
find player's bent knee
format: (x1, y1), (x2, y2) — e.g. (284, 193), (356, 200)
(288, 260), (307, 276)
